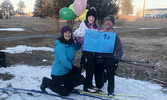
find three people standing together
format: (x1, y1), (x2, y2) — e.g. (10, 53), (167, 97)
(40, 7), (123, 97)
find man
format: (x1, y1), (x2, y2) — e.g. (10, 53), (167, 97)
(94, 15), (123, 96)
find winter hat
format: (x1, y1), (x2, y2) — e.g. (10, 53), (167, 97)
(104, 15), (115, 24)
(86, 8), (96, 21)
(61, 26), (72, 36)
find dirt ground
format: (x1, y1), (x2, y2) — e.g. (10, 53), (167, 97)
(0, 16), (167, 88)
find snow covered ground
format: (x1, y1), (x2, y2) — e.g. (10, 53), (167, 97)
(0, 28), (24, 31)
(0, 45), (167, 100)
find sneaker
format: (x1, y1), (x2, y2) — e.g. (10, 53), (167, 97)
(84, 87), (96, 93)
(96, 88), (102, 93)
(108, 92), (114, 97)
(92, 86), (99, 91)
(91, 85), (102, 92)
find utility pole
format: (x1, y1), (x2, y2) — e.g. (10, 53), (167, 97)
(143, 0), (146, 19)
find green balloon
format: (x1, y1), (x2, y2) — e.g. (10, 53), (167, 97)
(59, 7), (76, 20)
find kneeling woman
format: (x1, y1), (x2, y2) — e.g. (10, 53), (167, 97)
(40, 26), (85, 96)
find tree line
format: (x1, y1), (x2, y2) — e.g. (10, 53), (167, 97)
(0, 0), (133, 20)
(33, 0), (133, 20)
(0, 0), (25, 19)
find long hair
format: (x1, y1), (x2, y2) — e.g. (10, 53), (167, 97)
(57, 36), (74, 45)
(84, 20), (98, 29)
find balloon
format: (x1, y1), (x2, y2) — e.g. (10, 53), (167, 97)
(74, 0), (87, 16)
(59, 7), (76, 20)
(69, 4), (75, 14)
(79, 9), (88, 21)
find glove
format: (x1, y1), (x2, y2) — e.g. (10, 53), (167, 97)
(70, 64), (82, 73)
(80, 56), (86, 71)
(113, 59), (119, 72)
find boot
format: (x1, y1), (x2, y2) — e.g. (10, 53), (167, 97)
(40, 77), (49, 93)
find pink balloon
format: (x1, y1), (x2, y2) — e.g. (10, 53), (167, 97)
(74, 0), (87, 16)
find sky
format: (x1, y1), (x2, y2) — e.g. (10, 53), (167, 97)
(0, 0), (36, 13)
(0, 0), (167, 13)
(133, 0), (167, 12)
(0, 45), (167, 100)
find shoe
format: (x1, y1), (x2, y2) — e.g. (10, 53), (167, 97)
(108, 92), (114, 97)
(40, 84), (47, 93)
(70, 89), (79, 93)
(84, 87), (96, 93)
(91, 85), (102, 92)
(96, 88), (102, 93)
(40, 77), (48, 93)
(92, 86), (98, 90)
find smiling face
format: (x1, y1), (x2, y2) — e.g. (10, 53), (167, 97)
(87, 15), (95, 24)
(104, 20), (114, 31)
(63, 31), (71, 41)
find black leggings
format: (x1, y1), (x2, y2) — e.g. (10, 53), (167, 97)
(45, 72), (84, 96)
(82, 51), (96, 89)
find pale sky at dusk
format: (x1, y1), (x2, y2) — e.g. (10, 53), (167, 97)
(0, 0), (167, 13)
(133, 0), (167, 10)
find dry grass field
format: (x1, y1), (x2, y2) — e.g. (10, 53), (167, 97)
(0, 16), (167, 87)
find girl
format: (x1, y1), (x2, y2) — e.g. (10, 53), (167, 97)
(73, 7), (100, 93)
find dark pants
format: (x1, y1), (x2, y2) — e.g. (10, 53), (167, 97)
(43, 72), (85, 96)
(0, 51), (6, 67)
(95, 58), (115, 94)
(82, 51), (96, 89)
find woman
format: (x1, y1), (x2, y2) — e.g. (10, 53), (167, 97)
(40, 26), (85, 96)
(73, 7), (100, 93)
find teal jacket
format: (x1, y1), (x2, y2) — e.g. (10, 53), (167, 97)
(51, 40), (81, 76)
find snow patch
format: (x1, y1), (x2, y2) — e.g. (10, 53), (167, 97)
(0, 28), (24, 31)
(139, 27), (162, 30)
(0, 45), (54, 54)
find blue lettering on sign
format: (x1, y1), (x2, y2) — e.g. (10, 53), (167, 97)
(103, 33), (111, 40)
(83, 30), (116, 53)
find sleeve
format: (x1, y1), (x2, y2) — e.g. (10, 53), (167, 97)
(73, 21), (87, 37)
(77, 37), (84, 45)
(114, 35), (123, 60)
(54, 44), (72, 70)
(74, 41), (82, 50)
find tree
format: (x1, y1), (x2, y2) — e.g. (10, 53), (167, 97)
(87, 0), (119, 25)
(0, 10), (3, 19)
(33, 0), (73, 30)
(121, 0), (133, 15)
(33, 0), (43, 17)
(0, 0), (14, 19)
(17, 0), (25, 15)
(34, 0), (73, 18)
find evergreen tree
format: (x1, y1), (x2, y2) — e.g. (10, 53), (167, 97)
(87, 0), (119, 25)
(50, 0), (73, 18)
(34, 0), (73, 18)
(33, 0), (44, 17)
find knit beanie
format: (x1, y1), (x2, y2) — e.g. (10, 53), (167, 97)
(86, 8), (96, 22)
(104, 15), (115, 24)
(61, 26), (72, 36)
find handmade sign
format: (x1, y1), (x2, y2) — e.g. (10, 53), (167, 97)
(83, 30), (116, 53)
